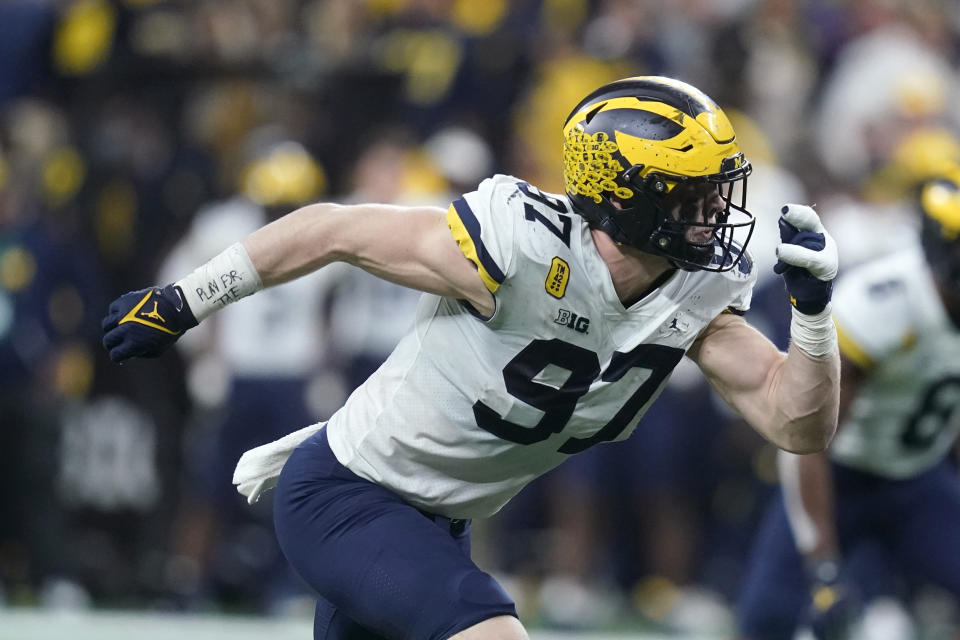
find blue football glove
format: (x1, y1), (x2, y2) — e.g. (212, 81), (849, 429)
(774, 204), (838, 315)
(804, 560), (862, 640)
(102, 284), (198, 362)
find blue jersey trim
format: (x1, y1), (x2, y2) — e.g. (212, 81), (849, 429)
(452, 198), (506, 286)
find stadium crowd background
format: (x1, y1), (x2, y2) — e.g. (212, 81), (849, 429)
(2, 0), (960, 636)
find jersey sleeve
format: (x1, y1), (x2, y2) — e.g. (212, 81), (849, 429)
(446, 175), (520, 294)
(831, 258), (915, 370)
(724, 246), (758, 313)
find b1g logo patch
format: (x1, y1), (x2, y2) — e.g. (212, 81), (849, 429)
(545, 256), (569, 298)
(555, 308), (590, 334)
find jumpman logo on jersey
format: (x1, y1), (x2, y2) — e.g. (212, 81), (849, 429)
(660, 314), (690, 336)
(140, 300), (165, 324)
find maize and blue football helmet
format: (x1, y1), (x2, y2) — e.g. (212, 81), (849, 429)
(562, 76), (755, 272)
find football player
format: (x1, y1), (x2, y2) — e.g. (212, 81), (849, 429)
(102, 77), (840, 640)
(737, 165), (960, 640)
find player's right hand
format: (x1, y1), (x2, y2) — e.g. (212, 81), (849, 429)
(805, 560), (862, 640)
(102, 284), (198, 362)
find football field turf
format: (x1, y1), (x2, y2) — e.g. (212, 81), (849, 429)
(0, 608), (723, 640)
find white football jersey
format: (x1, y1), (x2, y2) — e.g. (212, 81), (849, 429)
(326, 175), (757, 518)
(830, 242), (960, 478)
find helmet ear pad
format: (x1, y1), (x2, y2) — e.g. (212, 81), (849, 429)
(570, 174), (664, 250)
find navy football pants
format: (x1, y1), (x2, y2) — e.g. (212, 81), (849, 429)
(273, 429), (517, 640)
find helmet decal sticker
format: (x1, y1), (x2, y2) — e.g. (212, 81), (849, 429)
(563, 129), (634, 204)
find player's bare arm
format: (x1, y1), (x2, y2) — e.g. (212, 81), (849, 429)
(689, 311), (839, 453)
(243, 202), (494, 315)
(102, 201), (494, 362)
(690, 203), (841, 454)
(781, 355), (864, 565)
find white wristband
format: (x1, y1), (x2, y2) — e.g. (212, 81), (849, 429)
(175, 242), (262, 322)
(790, 304), (837, 358)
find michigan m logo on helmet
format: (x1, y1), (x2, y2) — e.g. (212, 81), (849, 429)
(562, 76), (755, 272)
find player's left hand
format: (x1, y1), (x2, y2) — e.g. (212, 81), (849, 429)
(774, 204), (838, 315)
(805, 560), (862, 640)
(102, 284), (198, 362)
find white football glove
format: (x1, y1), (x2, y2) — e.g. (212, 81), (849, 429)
(232, 423), (324, 504)
(775, 204), (840, 357)
(776, 204), (839, 280)
(775, 204), (839, 315)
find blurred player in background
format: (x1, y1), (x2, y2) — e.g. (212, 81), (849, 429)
(101, 76), (840, 640)
(737, 164), (960, 640)
(324, 126), (489, 392)
(156, 132), (339, 610)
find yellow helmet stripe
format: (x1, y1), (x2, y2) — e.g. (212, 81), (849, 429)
(564, 97), (687, 135)
(446, 199), (504, 293)
(564, 96), (741, 181)
(565, 95), (736, 143)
